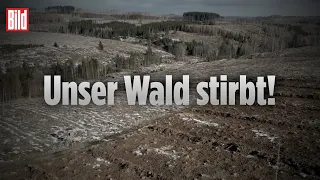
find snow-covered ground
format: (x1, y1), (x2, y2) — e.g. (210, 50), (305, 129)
(0, 93), (181, 162)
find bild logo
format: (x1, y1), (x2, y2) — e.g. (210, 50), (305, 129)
(6, 8), (29, 32)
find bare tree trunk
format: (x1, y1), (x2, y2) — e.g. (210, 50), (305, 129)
(272, 37), (275, 52)
(97, 68), (100, 80)
(91, 64), (94, 79)
(71, 66), (74, 81)
(28, 79), (31, 98)
(2, 88), (4, 117)
(86, 64), (89, 79)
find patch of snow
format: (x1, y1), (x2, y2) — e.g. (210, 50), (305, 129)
(171, 38), (181, 42)
(252, 129), (278, 142)
(133, 149), (143, 156)
(92, 164), (100, 168)
(93, 157), (110, 168)
(149, 145), (181, 160)
(181, 115), (219, 127)
(92, 136), (101, 141)
(96, 157), (111, 164)
(192, 118), (219, 127)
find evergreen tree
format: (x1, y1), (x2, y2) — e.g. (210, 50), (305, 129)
(98, 41), (104, 50)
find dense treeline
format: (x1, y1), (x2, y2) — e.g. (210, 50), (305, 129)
(154, 38), (202, 57)
(78, 12), (163, 20)
(78, 13), (163, 20)
(183, 12), (220, 22)
(0, 43), (163, 101)
(79, 13), (107, 18)
(0, 63), (46, 101)
(181, 23), (320, 57)
(90, 20), (253, 60)
(66, 19), (251, 60)
(68, 20), (136, 38)
(153, 37), (238, 61)
(111, 14), (159, 20)
(67, 20), (199, 39)
(31, 18), (318, 63)
(45, 6), (76, 14)
(184, 25), (249, 43)
(114, 47), (161, 69)
(30, 12), (320, 65)
(0, 58), (111, 101)
(0, 44), (44, 53)
(29, 13), (69, 24)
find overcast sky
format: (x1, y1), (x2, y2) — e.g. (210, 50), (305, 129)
(2, 0), (320, 16)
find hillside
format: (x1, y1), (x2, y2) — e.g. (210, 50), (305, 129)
(0, 32), (173, 69)
(1, 45), (320, 180)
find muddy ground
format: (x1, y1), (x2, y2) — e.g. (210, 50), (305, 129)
(0, 45), (319, 179)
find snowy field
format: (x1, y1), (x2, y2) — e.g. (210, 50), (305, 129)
(0, 93), (181, 162)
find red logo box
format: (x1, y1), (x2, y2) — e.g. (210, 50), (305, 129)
(6, 8), (29, 32)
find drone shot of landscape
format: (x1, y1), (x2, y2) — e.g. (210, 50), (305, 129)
(0, 0), (320, 179)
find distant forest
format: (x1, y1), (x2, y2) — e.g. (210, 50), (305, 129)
(183, 12), (220, 22)
(45, 6), (76, 14)
(67, 20), (199, 39)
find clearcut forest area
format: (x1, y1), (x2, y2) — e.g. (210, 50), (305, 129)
(0, 7), (320, 180)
